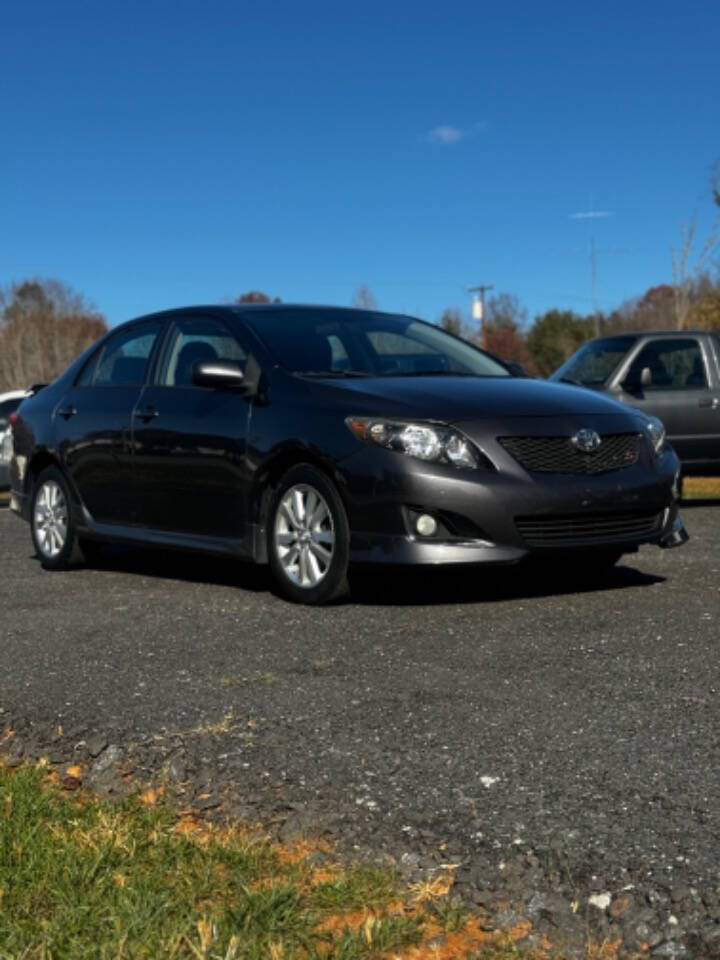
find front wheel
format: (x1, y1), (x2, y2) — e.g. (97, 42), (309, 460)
(267, 465), (350, 604)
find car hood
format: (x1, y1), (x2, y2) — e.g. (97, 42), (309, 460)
(308, 375), (633, 421)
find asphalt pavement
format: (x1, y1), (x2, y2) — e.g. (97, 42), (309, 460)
(2, 501), (720, 956)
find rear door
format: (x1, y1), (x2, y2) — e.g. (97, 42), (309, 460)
(131, 314), (252, 539)
(615, 336), (720, 464)
(54, 320), (164, 524)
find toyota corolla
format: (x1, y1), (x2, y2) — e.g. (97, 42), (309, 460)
(8, 305), (687, 603)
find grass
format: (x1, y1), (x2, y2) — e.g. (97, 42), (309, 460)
(0, 762), (562, 960)
(682, 476), (720, 499)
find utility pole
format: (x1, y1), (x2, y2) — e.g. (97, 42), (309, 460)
(468, 284), (493, 349)
(570, 204), (614, 338)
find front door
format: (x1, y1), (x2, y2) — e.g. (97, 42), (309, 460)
(55, 320), (163, 525)
(131, 314), (252, 540)
(616, 337), (720, 465)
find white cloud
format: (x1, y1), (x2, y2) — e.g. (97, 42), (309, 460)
(427, 124), (466, 144)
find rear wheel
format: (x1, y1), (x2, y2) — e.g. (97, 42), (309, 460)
(31, 467), (94, 569)
(267, 465), (350, 604)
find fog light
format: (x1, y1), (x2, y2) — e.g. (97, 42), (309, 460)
(415, 514), (437, 537)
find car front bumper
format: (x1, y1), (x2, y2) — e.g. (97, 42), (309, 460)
(340, 428), (686, 566)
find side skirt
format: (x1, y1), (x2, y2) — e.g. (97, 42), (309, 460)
(79, 508), (256, 561)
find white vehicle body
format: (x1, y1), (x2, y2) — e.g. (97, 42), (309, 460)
(0, 390), (27, 488)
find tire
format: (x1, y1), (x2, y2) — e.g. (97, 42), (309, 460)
(267, 464), (350, 604)
(30, 466), (86, 570)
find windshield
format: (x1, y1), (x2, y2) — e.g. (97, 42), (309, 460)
(242, 310), (510, 378)
(551, 336), (637, 387)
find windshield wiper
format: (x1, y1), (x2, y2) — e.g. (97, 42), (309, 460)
(296, 370), (373, 378)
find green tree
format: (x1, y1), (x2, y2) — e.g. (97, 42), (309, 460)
(527, 309), (593, 376)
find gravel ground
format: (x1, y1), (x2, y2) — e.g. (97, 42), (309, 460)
(2, 501), (720, 957)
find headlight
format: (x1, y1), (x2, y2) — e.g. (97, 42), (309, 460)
(346, 417), (481, 469)
(645, 416), (666, 456)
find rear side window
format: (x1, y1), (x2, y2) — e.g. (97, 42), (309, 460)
(85, 322), (162, 387)
(627, 338), (707, 390)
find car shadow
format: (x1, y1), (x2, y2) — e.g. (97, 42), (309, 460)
(32, 542), (665, 606)
(65, 543), (272, 593)
(347, 559), (665, 607)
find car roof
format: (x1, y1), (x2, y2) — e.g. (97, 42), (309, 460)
(128, 304), (413, 325)
(589, 329), (713, 342)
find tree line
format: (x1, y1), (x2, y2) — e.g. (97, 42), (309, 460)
(439, 269), (720, 378)
(2, 271), (719, 393)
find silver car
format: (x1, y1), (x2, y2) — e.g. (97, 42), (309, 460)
(0, 390), (26, 490)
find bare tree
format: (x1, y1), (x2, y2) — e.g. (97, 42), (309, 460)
(484, 293), (528, 331)
(352, 285), (378, 310)
(671, 219), (719, 330)
(439, 308), (464, 337)
(0, 279), (107, 391)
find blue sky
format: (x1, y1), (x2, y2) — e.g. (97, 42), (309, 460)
(1, 0), (718, 328)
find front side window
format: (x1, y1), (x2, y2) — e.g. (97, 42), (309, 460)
(90, 322), (162, 387)
(243, 310), (509, 378)
(626, 338), (707, 390)
(551, 336), (637, 387)
(159, 317), (247, 387)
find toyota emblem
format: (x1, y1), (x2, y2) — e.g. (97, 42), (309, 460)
(572, 428), (602, 453)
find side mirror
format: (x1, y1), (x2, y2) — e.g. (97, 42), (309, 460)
(622, 366), (652, 393)
(192, 360), (247, 390)
(506, 362), (529, 378)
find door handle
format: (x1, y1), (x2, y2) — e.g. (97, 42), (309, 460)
(58, 405), (76, 419)
(698, 397), (720, 409)
(134, 406), (159, 421)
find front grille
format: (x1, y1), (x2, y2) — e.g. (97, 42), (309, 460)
(515, 511), (663, 548)
(499, 433), (642, 475)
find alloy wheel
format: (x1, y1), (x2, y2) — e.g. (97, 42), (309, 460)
(274, 484), (335, 588)
(33, 480), (68, 559)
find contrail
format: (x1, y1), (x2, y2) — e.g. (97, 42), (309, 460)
(569, 210), (614, 219)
